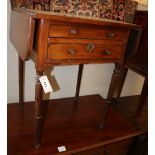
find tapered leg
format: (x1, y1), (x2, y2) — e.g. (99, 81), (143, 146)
(75, 64), (84, 103)
(33, 19), (50, 148)
(99, 100), (111, 129)
(18, 56), (25, 112)
(100, 63), (122, 128)
(34, 71), (44, 149)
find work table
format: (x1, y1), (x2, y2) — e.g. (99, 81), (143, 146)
(10, 7), (142, 150)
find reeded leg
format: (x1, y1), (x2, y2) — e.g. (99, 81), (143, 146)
(100, 63), (122, 128)
(34, 71), (44, 149)
(18, 56), (25, 112)
(75, 64), (84, 103)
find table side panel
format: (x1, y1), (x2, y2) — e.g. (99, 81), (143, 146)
(10, 10), (35, 61)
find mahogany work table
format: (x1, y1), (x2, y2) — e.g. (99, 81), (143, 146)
(10, 8), (142, 149)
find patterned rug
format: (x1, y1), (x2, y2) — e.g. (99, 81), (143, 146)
(10, 0), (138, 23)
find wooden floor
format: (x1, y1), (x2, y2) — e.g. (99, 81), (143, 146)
(7, 95), (147, 155)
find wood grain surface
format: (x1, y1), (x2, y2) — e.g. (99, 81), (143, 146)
(8, 95), (144, 155)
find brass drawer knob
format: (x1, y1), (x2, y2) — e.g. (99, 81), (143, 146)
(104, 49), (112, 55)
(86, 43), (95, 52)
(69, 29), (77, 35)
(107, 32), (115, 38)
(93, 153), (100, 155)
(68, 48), (76, 55)
(104, 149), (110, 154)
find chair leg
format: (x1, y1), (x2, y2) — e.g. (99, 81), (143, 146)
(75, 64), (84, 103)
(18, 56), (25, 112)
(34, 71), (44, 149)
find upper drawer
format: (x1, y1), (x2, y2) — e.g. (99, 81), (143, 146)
(49, 25), (129, 41)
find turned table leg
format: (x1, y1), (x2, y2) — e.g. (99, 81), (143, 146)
(34, 71), (44, 149)
(18, 56), (25, 112)
(107, 63), (123, 100)
(100, 63), (122, 128)
(75, 64), (84, 103)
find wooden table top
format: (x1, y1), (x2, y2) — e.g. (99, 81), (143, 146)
(13, 8), (141, 29)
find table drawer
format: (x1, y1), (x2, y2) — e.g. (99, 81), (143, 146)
(74, 138), (133, 155)
(47, 41), (123, 60)
(49, 25), (129, 41)
(103, 138), (133, 155)
(74, 146), (103, 155)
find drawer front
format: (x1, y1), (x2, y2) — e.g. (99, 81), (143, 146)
(47, 42), (123, 60)
(74, 146), (103, 155)
(102, 138), (133, 155)
(49, 25), (129, 41)
(73, 138), (133, 155)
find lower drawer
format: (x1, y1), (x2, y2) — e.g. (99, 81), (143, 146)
(75, 146), (103, 155)
(103, 138), (133, 155)
(47, 39), (123, 61)
(74, 138), (133, 155)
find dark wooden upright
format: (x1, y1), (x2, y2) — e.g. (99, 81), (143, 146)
(10, 8), (141, 148)
(75, 64), (84, 103)
(18, 56), (24, 112)
(116, 11), (148, 110)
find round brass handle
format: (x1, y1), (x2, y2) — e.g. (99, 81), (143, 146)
(107, 32), (115, 38)
(69, 29), (77, 35)
(86, 43), (95, 52)
(68, 48), (76, 55)
(104, 49), (112, 55)
(93, 153), (100, 155)
(104, 149), (110, 154)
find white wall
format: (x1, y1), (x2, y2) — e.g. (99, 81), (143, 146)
(7, 1), (145, 103)
(137, 3), (148, 10)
